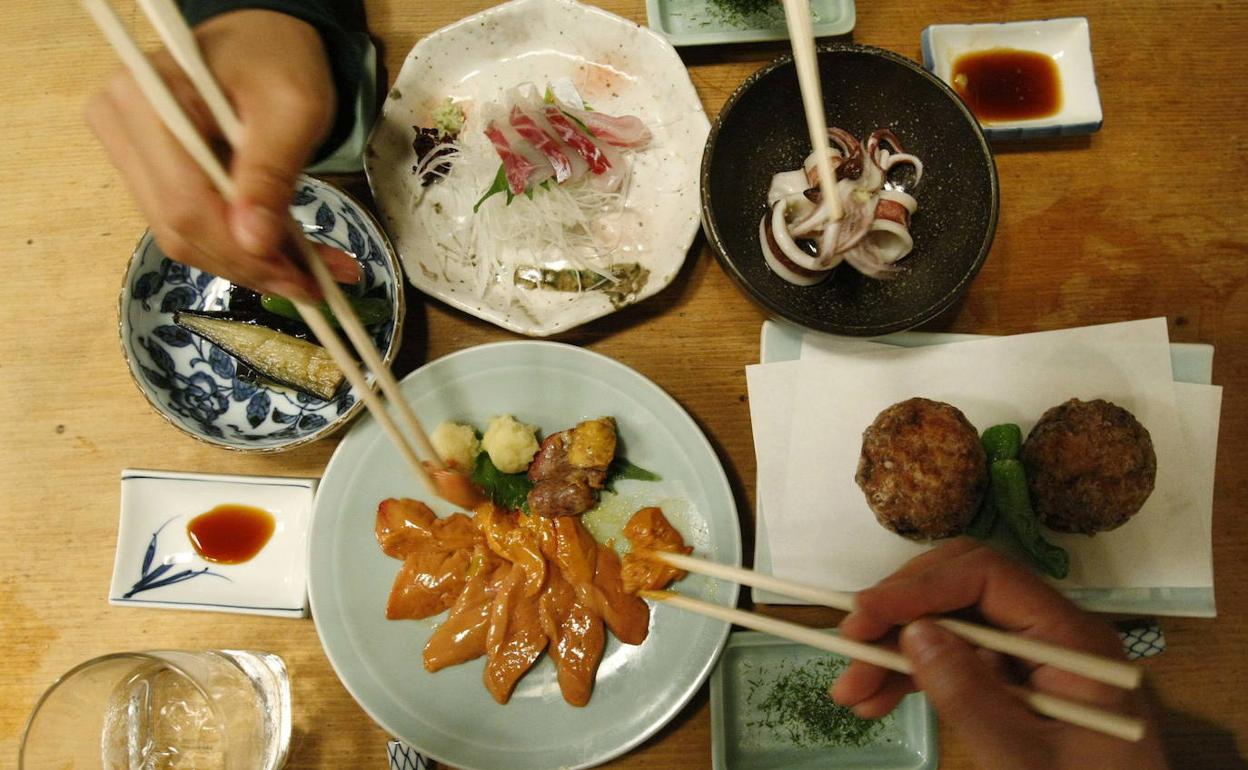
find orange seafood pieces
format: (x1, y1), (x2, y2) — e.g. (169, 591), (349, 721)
(593, 544), (651, 645)
(376, 498), (485, 620)
(620, 506), (692, 594)
(476, 503), (547, 597)
(538, 568), (605, 707)
(375, 498), (480, 558)
(483, 564), (548, 704)
(424, 549), (508, 672)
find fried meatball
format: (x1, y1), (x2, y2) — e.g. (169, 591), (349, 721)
(855, 398), (988, 540)
(1021, 398), (1156, 534)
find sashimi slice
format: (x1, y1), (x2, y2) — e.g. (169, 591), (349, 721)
(509, 105), (576, 183)
(543, 106), (612, 175)
(555, 100), (651, 148)
(483, 122), (536, 196)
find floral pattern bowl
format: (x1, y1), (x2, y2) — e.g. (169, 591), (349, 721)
(119, 176), (405, 452)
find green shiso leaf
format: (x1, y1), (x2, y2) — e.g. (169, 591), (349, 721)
(471, 452), (533, 512)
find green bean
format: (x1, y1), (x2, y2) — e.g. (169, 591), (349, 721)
(982, 423), (1022, 463)
(991, 460), (1069, 579)
(261, 293), (392, 328)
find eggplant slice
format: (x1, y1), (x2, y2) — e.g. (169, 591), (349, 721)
(174, 310), (345, 400)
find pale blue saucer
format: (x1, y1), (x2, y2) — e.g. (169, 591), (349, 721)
(711, 631), (937, 769)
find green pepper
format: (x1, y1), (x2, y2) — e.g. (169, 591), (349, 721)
(260, 293), (392, 328)
(982, 423), (1022, 463)
(991, 460), (1069, 579)
(964, 494), (998, 539)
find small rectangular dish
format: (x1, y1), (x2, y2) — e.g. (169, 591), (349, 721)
(711, 631), (937, 769)
(646, 0), (854, 47)
(109, 469), (315, 618)
(922, 18), (1102, 139)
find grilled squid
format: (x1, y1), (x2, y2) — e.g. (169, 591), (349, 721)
(759, 127), (923, 284)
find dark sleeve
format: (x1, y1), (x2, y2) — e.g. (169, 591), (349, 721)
(178, 0), (368, 161)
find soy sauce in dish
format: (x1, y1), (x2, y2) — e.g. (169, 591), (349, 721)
(187, 504), (276, 564)
(951, 48), (1062, 122)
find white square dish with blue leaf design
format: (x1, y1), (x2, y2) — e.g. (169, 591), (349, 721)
(109, 469), (315, 618)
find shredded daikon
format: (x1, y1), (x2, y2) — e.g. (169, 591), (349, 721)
(411, 105), (640, 314)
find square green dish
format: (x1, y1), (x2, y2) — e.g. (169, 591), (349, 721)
(711, 631), (938, 769)
(645, 0), (854, 47)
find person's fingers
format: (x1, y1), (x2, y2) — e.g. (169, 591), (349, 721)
(221, 29), (333, 260)
(147, 51), (221, 142)
(840, 539), (987, 641)
(94, 88), (309, 294)
(901, 620), (1045, 762)
(849, 674), (916, 719)
(830, 658), (893, 707)
(876, 537), (984, 586)
(856, 544), (1108, 650)
(838, 607), (894, 641)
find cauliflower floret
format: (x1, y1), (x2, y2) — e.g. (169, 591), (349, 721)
(431, 421), (481, 471)
(482, 415), (540, 474)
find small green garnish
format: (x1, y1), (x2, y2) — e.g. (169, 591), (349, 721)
(471, 453), (533, 512)
(604, 458), (661, 492)
(474, 166), (555, 211)
(704, 0), (784, 25)
(745, 657), (886, 748)
(432, 97), (465, 138)
(473, 164), (514, 212)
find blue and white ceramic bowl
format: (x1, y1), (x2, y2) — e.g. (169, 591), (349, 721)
(119, 176), (405, 452)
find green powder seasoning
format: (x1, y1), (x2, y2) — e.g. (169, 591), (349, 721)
(695, 0), (823, 31)
(743, 657), (887, 748)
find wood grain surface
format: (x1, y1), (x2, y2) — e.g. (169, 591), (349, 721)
(1, 0), (1245, 768)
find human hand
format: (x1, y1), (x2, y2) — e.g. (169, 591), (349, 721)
(831, 539), (1168, 770)
(87, 9), (359, 299)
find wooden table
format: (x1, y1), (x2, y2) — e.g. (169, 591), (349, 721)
(2, 0), (1245, 767)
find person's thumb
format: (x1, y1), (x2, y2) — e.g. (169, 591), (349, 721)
(901, 620), (1040, 761)
(228, 111), (315, 261)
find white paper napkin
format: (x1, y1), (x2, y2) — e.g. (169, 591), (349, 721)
(748, 319), (1217, 593)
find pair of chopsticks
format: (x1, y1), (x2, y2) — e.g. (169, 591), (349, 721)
(641, 552), (1147, 742)
(82, 0), (447, 493)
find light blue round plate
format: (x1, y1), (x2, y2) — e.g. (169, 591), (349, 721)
(308, 341), (742, 770)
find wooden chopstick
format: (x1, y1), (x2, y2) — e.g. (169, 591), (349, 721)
(82, 0), (446, 491)
(780, 0), (843, 223)
(651, 550), (1142, 690)
(641, 589), (1147, 743)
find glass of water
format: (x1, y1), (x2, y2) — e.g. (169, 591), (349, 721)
(20, 650), (291, 770)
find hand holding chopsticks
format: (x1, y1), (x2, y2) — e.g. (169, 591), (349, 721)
(82, 0), (474, 506)
(643, 542), (1152, 743)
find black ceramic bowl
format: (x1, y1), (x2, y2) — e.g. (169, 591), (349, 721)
(701, 45), (999, 335)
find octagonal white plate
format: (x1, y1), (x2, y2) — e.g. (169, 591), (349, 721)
(364, 0), (709, 337)
(308, 342), (741, 770)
